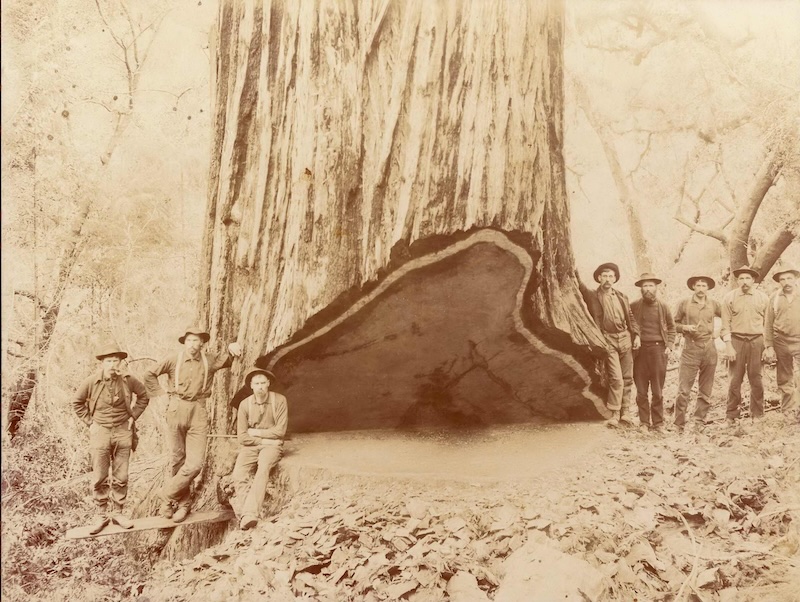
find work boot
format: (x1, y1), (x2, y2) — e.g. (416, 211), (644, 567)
(158, 498), (175, 519)
(691, 421), (706, 434)
(618, 416), (636, 429)
(240, 515), (258, 530)
(725, 418), (737, 430)
(110, 504), (134, 530)
(604, 411), (620, 428)
(172, 504), (191, 523)
(88, 512), (111, 536)
(638, 423), (650, 434)
(674, 424), (685, 435)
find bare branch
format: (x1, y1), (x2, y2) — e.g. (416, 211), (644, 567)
(673, 210), (728, 244)
(94, 0), (128, 53)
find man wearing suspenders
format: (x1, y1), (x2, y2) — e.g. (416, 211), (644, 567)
(763, 268), (800, 424)
(230, 367), (288, 530)
(73, 343), (150, 534)
(145, 326), (242, 522)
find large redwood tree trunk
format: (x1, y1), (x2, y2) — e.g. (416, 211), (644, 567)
(156, 0), (608, 559)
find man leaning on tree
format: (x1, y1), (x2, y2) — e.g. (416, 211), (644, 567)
(73, 342), (150, 535)
(630, 273), (676, 434)
(720, 266), (770, 429)
(763, 267), (800, 424)
(583, 262), (641, 428)
(145, 325), (242, 522)
(229, 367), (288, 531)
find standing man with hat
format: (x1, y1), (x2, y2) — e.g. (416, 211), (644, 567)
(673, 276), (723, 433)
(630, 273), (676, 433)
(229, 367), (288, 530)
(73, 343), (150, 534)
(583, 262), (641, 427)
(763, 268), (800, 423)
(721, 266), (770, 428)
(145, 326), (242, 522)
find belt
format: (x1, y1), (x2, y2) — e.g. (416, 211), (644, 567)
(731, 333), (762, 341)
(603, 329), (628, 336)
(169, 393), (206, 402)
(640, 340), (664, 346)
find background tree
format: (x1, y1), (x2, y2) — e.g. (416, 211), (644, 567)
(565, 0), (800, 286)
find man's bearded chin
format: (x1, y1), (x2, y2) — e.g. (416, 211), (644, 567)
(643, 291), (656, 301)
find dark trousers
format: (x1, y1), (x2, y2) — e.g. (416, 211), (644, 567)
(726, 335), (764, 419)
(633, 342), (667, 427)
(674, 338), (718, 426)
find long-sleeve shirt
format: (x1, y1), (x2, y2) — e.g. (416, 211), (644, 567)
(765, 291), (800, 347)
(582, 285), (640, 338)
(721, 288), (770, 340)
(73, 371), (149, 427)
(630, 298), (676, 346)
(674, 295), (721, 342)
(144, 349), (231, 401)
(237, 392), (288, 446)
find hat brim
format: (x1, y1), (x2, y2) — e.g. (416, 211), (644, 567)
(246, 368), (276, 387)
(732, 269), (759, 280)
(96, 351), (128, 360)
(593, 264), (620, 283)
(687, 277), (715, 290)
(634, 278), (662, 287)
(179, 332), (211, 344)
(773, 269), (800, 282)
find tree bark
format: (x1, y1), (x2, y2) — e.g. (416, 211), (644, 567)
(161, 0), (608, 559)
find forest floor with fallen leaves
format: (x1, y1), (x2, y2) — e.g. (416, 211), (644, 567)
(3, 370), (799, 602)
(142, 375), (800, 602)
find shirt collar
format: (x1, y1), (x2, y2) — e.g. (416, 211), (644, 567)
(252, 393), (270, 405)
(94, 369), (120, 384)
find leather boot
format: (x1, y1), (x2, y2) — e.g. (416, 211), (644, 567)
(110, 504), (134, 529)
(88, 507), (111, 536)
(172, 504), (191, 523)
(604, 410), (620, 427)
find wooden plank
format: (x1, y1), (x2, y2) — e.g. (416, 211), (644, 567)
(65, 509), (235, 540)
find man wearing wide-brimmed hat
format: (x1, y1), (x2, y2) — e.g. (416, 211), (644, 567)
(630, 273), (676, 433)
(763, 268), (800, 423)
(721, 266), (770, 428)
(73, 342), (150, 534)
(145, 325), (242, 522)
(582, 262), (641, 427)
(229, 367), (288, 530)
(672, 275), (723, 433)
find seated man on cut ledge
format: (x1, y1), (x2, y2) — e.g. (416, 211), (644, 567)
(230, 367), (288, 530)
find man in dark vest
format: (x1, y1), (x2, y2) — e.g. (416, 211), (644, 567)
(73, 343), (150, 534)
(630, 273), (676, 433)
(763, 268), (800, 424)
(583, 262), (641, 427)
(145, 326), (242, 522)
(673, 275), (723, 433)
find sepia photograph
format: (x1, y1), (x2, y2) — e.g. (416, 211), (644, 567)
(2, 0), (799, 600)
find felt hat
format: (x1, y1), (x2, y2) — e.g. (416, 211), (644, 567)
(634, 272), (662, 287)
(245, 367), (276, 388)
(593, 262), (620, 283)
(95, 343), (128, 361)
(686, 275), (716, 290)
(732, 265), (759, 280)
(179, 325), (211, 344)
(772, 268), (800, 282)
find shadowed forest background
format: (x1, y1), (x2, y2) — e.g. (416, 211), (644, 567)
(1, 0), (799, 600)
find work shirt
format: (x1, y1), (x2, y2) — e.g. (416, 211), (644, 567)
(73, 371), (149, 427)
(145, 349), (231, 401)
(237, 392), (288, 447)
(721, 288), (769, 339)
(598, 288), (628, 334)
(674, 295), (721, 342)
(765, 291), (800, 347)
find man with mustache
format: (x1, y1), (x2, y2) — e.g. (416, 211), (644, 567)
(763, 268), (800, 424)
(673, 276), (723, 433)
(73, 343), (150, 534)
(630, 273), (676, 433)
(229, 367), (288, 530)
(582, 263), (641, 427)
(146, 326), (242, 522)
(721, 266), (770, 428)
